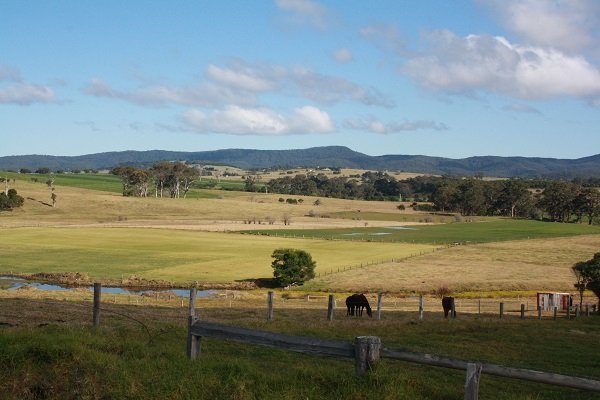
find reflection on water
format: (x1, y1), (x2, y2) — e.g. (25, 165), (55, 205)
(0, 276), (219, 298)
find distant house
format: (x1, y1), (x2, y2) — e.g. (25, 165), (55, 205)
(537, 292), (572, 311)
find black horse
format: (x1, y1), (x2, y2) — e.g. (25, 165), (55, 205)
(346, 294), (372, 317)
(442, 296), (456, 318)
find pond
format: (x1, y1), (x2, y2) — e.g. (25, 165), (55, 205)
(0, 276), (220, 298)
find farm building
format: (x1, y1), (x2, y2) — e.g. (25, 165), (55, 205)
(537, 292), (573, 311)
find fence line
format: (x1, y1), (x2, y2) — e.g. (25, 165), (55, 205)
(316, 246), (445, 278)
(186, 318), (600, 398)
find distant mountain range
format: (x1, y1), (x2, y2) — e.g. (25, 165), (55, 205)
(1, 146), (600, 179)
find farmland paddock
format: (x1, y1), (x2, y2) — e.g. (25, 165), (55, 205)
(186, 290), (600, 399)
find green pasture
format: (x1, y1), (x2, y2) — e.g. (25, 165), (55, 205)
(245, 219), (600, 245)
(3, 171), (223, 199)
(1, 298), (599, 399)
(4, 171), (123, 193)
(0, 227), (435, 283)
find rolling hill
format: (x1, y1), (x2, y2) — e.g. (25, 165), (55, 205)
(1, 146), (599, 178)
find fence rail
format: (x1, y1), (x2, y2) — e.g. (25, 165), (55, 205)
(185, 289), (600, 400)
(187, 319), (600, 398)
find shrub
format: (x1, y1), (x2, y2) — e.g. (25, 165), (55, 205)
(271, 248), (316, 287)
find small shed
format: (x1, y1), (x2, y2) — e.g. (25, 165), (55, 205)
(537, 292), (572, 311)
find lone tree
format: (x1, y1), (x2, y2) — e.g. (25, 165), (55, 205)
(271, 248), (316, 287)
(573, 252), (600, 312)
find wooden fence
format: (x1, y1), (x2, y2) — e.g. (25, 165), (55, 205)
(185, 289), (600, 400)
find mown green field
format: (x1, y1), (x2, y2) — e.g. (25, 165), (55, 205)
(4, 171), (123, 193)
(0, 227), (435, 283)
(1, 297), (599, 399)
(245, 219), (600, 244)
(4, 171), (223, 199)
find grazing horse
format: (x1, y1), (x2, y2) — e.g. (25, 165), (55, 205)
(442, 296), (456, 318)
(346, 294), (372, 317)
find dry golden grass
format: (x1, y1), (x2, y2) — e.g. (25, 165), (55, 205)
(0, 179), (420, 229)
(312, 235), (600, 293)
(4, 179), (600, 295)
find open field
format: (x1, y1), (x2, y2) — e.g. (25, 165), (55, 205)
(0, 295), (599, 399)
(0, 227), (436, 284)
(2, 176), (600, 295)
(0, 179), (427, 229)
(308, 234), (600, 293)
(245, 219), (600, 244)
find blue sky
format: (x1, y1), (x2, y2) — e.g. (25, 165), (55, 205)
(1, 0), (600, 159)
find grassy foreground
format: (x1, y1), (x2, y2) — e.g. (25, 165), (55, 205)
(0, 227), (435, 284)
(1, 297), (599, 400)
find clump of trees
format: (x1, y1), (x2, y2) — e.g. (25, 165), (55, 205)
(271, 248), (316, 287)
(0, 189), (24, 211)
(111, 162), (199, 198)
(264, 172), (600, 224)
(572, 252), (600, 311)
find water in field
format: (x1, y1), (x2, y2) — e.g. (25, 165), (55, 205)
(0, 276), (220, 298)
(342, 232), (392, 236)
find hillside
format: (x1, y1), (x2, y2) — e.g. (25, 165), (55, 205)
(2, 146), (600, 178)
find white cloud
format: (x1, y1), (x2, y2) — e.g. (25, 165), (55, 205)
(183, 105), (334, 135)
(333, 48), (353, 63)
(205, 63), (280, 92)
(85, 61), (393, 109)
(344, 118), (448, 134)
(0, 64), (57, 105)
(483, 0), (599, 53)
(290, 68), (394, 107)
(275, 0), (329, 30)
(83, 78), (257, 107)
(403, 31), (600, 100)
(0, 83), (56, 105)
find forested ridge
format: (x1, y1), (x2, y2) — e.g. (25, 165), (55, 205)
(2, 146), (600, 178)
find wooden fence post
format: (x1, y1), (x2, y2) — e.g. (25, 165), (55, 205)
(376, 293), (383, 320)
(538, 306), (542, 320)
(92, 283), (101, 327)
(478, 299), (481, 315)
(553, 306), (558, 320)
(451, 297), (456, 319)
(267, 291), (274, 321)
(499, 302), (504, 319)
(419, 295), (424, 320)
(575, 305), (580, 319)
(586, 304), (590, 317)
(567, 305), (571, 320)
(464, 362), (483, 400)
(520, 304), (525, 319)
(187, 288), (201, 359)
(353, 336), (381, 376)
(327, 294), (335, 321)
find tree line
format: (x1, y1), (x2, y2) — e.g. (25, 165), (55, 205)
(264, 173), (600, 223)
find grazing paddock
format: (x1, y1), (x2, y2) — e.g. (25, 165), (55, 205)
(0, 227), (435, 284)
(308, 234), (600, 293)
(246, 219), (600, 244)
(0, 178), (431, 229)
(1, 291), (600, 399)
